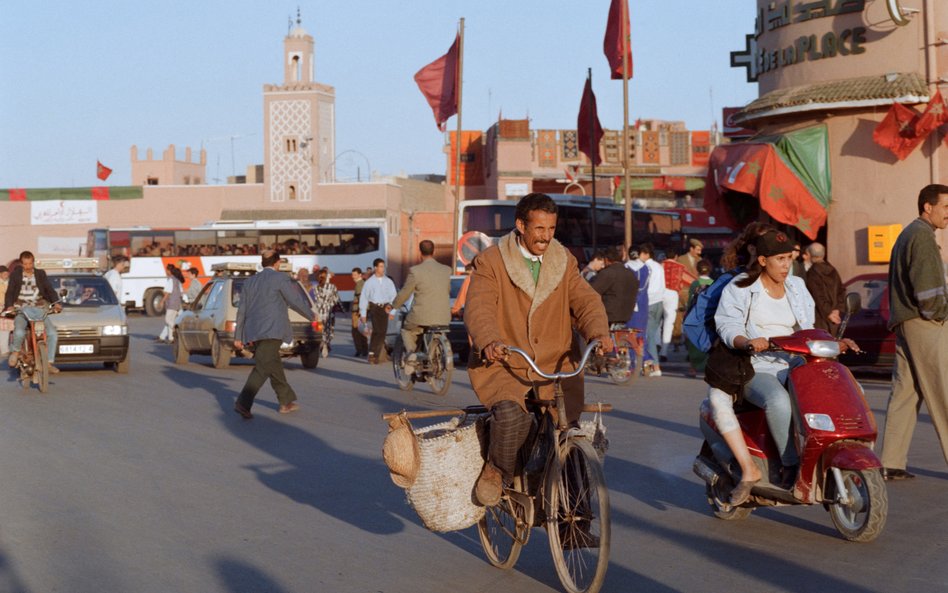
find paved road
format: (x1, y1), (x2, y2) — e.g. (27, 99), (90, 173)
(0, 316), (945, 593)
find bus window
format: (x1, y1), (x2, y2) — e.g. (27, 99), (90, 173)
(260, 230), (301, 254)
(216, 230), (259, 255)
(311, 230), (342, 254)
(175, 230), (217, 256)
(463, 205), (516, 238)
(131, 231), (174, 257)
(340, 229), (379, 254)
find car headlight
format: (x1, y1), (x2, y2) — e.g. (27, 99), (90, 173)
(805, 413), (836, 432)
(103, 325), (127, 336)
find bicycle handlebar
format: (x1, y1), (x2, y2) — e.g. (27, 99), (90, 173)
(503, 339), (600, 381)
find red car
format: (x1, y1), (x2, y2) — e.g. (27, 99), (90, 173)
(840, 273), (895, 368)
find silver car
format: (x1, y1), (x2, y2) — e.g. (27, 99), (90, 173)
(46, 272), (130, 373)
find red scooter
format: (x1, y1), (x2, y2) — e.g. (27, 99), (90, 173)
(693, 296), (887, 542)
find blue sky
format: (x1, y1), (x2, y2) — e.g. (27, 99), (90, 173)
(0, 1), (756, 188)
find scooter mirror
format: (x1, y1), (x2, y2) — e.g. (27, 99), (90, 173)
(845, 292), (862, 316)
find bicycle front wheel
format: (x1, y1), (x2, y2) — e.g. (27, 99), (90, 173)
(477, 482), (529, 569)
(36, 340), (49, 393)
(545, 438), (610, 593)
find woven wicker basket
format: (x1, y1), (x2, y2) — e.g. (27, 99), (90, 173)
(406, 415), (487, 533)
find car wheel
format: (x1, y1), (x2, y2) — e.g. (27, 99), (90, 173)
(301, 347), (320, 369)
(143, 288), (165, 317)
(211, 335), (231, 369)
(173, 329), (189, 365)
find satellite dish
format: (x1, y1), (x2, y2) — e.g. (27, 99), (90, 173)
(886, 0), (914, 27)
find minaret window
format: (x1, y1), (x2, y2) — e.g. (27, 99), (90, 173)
(292, 55), (300, 82)
(288, 184), (297, 200)
(285, 137), (298, 153)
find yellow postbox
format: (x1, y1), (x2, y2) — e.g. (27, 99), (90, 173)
(868, 224), (902, 263)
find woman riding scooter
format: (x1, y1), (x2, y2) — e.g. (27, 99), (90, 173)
(709, 229), (815, 505)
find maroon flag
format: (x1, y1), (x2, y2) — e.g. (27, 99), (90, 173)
(604, 0), (633, 80)
(577, 77), (604, 166)
(96, 160), (112, 181)
(414, 34), (460, 131)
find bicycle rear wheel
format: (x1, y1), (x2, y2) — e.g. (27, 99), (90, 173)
(35, 340), (49, 393)
(477, 480), (529, 569)
(546, 438), (610, 593)
(426, 334), (453, 396)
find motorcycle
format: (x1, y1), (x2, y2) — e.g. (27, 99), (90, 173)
(692, 293), (887, 542)
(3, 304), (58, 393)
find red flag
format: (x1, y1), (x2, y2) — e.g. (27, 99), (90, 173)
(96, 160), (112, 181)
(604, 0), (633, 80)
(414, 34), (459, 131)
(873, 93), (948, 160)
(577, 77), (604, 166)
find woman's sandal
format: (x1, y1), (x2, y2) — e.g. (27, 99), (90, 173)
(729, 479), (760, 506)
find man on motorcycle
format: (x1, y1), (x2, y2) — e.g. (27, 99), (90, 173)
(3, 251), (63, 372)
(464, 193), (611, 507)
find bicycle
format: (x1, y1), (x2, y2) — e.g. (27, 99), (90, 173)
(392, 325), (454, 395)
(476, 339), (612, 593)
(3, 305), (56, 393)
(585, 325), (642, 385)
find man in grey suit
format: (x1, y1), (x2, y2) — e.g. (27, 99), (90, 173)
(392, 240), (452, 359)
(233, 251), (315, 419)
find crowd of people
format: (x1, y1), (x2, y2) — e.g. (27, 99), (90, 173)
(131, 235), (377, 258)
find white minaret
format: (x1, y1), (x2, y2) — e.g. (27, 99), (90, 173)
(263, 10), (336, 202)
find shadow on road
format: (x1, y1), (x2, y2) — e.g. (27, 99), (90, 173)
(161, 366), (418, 536)
(213, 557), (291, 593)
(0, 553), (33, 593)
(609, 507), (884, 593)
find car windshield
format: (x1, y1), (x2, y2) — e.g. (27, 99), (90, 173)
(49, 276), (118, 307)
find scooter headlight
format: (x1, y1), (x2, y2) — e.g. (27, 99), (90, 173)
(806, 340), (840, 358)
(805, 413), (836, 432)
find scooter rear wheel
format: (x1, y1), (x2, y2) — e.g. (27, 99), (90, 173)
(827, 468), (887, 542)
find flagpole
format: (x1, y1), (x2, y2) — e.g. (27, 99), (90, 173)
(621, 0), (633, 254)
(588, 67), (598, 252)
(452, 18), (465, 273)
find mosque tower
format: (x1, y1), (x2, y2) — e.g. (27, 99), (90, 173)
(262, 10), (336, 202)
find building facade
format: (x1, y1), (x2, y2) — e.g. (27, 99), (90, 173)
(718, 0), (948, 281)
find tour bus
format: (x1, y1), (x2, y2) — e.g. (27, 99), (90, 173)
(456, 194), (684, 269)
(86, 219), (387, 315)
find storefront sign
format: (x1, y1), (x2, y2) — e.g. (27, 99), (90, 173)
(731, 0), (868, 82)
(505, 183), (529, 197)
(30, 200), (98, 225)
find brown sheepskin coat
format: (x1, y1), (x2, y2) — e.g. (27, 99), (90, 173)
(464, 232), (609, 422)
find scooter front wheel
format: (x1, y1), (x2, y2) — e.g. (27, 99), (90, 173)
(827, 468), (887, 542)
(706, 481), (753, 520)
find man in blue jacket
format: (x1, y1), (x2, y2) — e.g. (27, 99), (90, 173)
(233, 251), (315, 419)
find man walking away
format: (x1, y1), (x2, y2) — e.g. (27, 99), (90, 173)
(350, 267), (369, 357)
(233, 251), (315, 419)
(880, 184), (948, 480)
(804, 242), (846, 334)
(589, 246), (638, 326)
(359, 258), (397, 364)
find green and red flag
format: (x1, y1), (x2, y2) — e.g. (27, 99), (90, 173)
(704, 125), (831, 240)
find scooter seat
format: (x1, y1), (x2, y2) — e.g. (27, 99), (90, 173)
(732, 398), (763, 415)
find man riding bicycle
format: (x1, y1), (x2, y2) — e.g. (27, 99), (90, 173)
(464, 193), (611, 507)
(3, 251), (63, 372)
(392, 239), (453, 370)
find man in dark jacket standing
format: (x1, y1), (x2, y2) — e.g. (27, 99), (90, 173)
(804, 242), (846, 334)
(233, 251), (315, 419)
(880, 184), (948, 480)
(589, 246), (638, 326)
